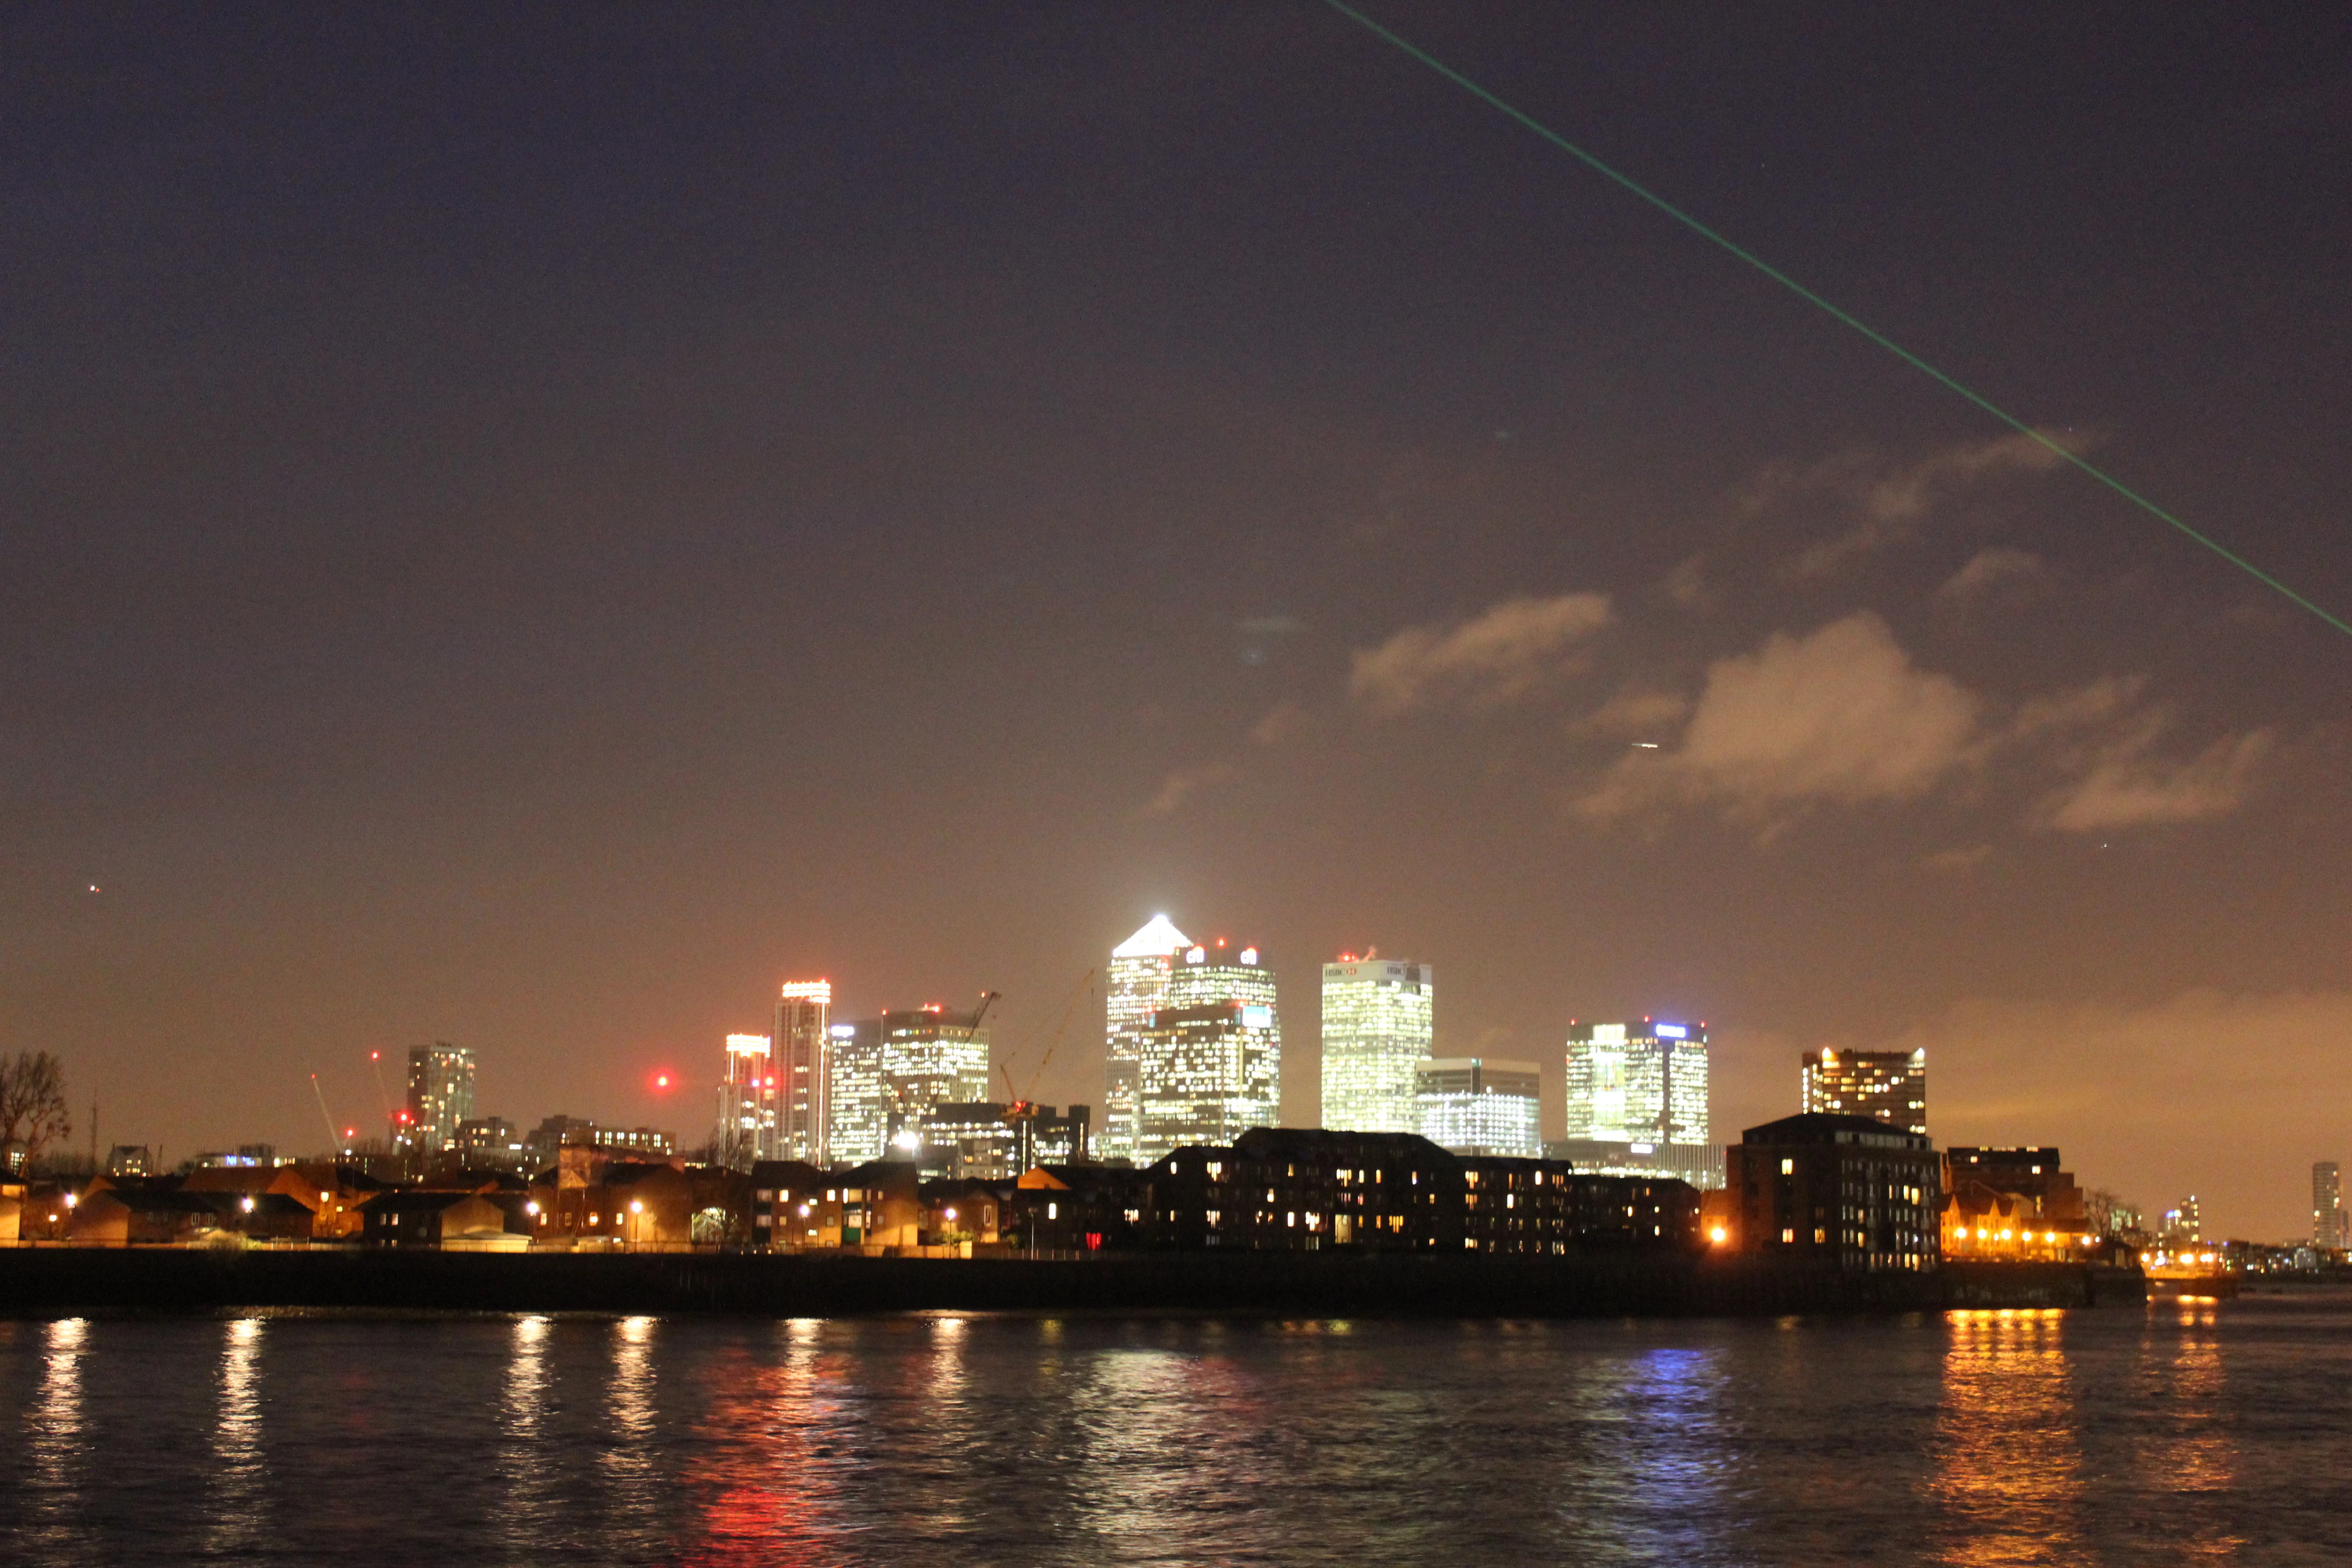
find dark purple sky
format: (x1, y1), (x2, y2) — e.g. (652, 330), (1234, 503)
(6, 3), (2349, 1236)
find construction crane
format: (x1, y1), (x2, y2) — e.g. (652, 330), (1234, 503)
(997, 969), (1095, 1168)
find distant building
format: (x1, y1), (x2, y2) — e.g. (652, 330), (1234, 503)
(453, 1117), (530, 1172)
(1137, 941), (1279, 1165)
(1944, 1147), (2084, 1227)
(1320, 957), (1434, 1134)
(104, 1145), (154, 1178)
(402, 1043), (477, 1156)
(911, 1101), (1090, 1180)
(1558, 1020), (1720, 1188)
(774, 980), (832, 1164)
(523, 1116), (673, 1167)
(2161, 1196), (2203, 1243)
(882, 1005), (992, 1144)
(716, 1032), (775, 1169)
(1416, 1058), (1541, 1157)
(1103, 915), (1191, 1165)
(2315, 1162), (2348, 1250)
(827, 1006), (993, 1165)
(825, 1019), (889, 1165)
(1725, 1113), (1940, 1273)
(193, 1145), (279, 1169)
(1800, 1047), (1925, 1135)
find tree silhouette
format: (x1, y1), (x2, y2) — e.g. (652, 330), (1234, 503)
(0, 1051), (70, 1173)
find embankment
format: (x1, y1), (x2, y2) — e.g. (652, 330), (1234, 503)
(0, 1248), (2132, 1318)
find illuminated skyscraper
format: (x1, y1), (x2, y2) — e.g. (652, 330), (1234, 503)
(825, 1019), (885, 1163)
(1556, 1020), (1718, 1188)
(1416, 1057), (1540, 1157)
(402, 1042), (476, 1157)
(2314, 1162), (2347, 1250)
(1801, 1047), (1926, 1135)
(715, 1033), (774, 1170)
(1103, 914), (1188, 1165)
(774, 980), (832, 1163)
(1320, 957), (1434, 1133)
(881, 1004), (992, 1142)
(1137, 941), (1279, 1163)
(826, 1005), (993, 1163)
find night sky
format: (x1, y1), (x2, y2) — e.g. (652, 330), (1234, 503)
(6, 4), (2349, 1238)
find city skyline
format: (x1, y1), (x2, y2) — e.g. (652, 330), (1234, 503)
(40, 918), (2349, 1245)
(7, 9), (2350, 1242)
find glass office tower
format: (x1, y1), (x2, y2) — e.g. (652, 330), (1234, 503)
(1137, 941), (1279, 1164)
(1320, 957), (1434, 1133)
(1103, 914), (1188, 1165)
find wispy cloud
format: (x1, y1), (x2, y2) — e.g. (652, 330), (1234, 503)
(2009, 676), (2274, 831)
(1573, 684), (1691, 740)
(1771, 431), (2075, 581)
(1132, 764), (1234, 819)
(1577, 613), (1983, 828)
(2034, 723), (2274, 831)
(1350, 593), (1613, 716)
(1938, 546), (2051, 605)
(1576, 617), (2273, 838)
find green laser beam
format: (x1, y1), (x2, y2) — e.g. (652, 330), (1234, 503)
(1320, 0), (2352, 638)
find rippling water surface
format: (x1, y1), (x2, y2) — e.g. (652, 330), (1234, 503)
(2, 1293), (2348, 1565)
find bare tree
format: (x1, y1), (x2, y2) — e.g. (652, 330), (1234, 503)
(0, 1051), (71, 1173)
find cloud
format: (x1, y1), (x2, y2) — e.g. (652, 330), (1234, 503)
(2009, 674), (2144, 740)
(2008, 676), (2273, 831)
(1921, 844), (1993, 874)
(1938, 546), (2051, 604)
(1132, 764), (1233, 819)
(1574, 684), (1691, 740)
(1350, 593), (1613, 716)
(2034, 724), (2275, 831)
(1578, 613), (1984, 826)
(1775, 432), (2075, 580)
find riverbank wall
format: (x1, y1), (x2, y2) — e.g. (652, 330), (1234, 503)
(0, 1248), (2129, 1318)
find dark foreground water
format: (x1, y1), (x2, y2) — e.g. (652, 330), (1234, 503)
(2, 1293), (2347, 1566)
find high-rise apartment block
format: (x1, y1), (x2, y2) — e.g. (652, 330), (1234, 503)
(1136, 941), (1279, 1164)
(1801, 1047), (1926, 1135)
(1416, 1057), (1541, 1157)
(1103, 915), (1189, 1165)
(774, 980), (831, 1163)
(1555, 1020), (1719, 1188)
(1321, 957), (1435, 1133)
(716, 1033), (775, 1169)
(2315, 1162), (2348, 1250)
(824, 1006), (993, 1165)
(402, 1042), (475, 1156)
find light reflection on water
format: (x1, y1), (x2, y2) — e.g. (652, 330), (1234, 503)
(1931, 1309), (2087, 1566)
(2, 1296), (2348, 1565)
(206, 1318), (269, 1559)
(22, 1317), (96, 1565)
